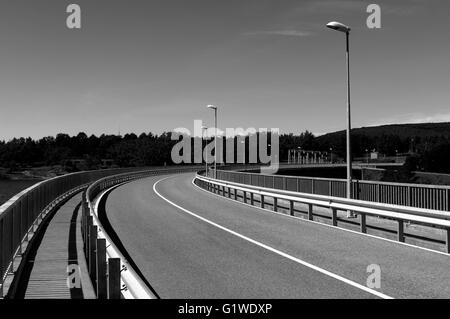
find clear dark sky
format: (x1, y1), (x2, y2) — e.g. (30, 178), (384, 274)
(0, 0), (449, 140)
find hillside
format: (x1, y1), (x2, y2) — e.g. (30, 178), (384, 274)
(311, 122), (450, 174)
(316, 122), (450, 142)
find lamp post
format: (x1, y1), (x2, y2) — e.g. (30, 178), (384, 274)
(327, 21), (354, 218)
(207, 105), (218, 178)
(201, 125), (208, 176)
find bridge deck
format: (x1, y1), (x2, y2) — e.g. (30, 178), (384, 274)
(18, 194), (93, 299)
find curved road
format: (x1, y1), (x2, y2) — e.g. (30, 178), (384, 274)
(105, 172), (450, 299)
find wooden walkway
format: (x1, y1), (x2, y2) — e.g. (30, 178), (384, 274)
(22, 194), (92, 299)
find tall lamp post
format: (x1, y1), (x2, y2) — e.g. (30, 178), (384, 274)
(201, 125), (208, 176)
(326, 21), (354, 218)
(207, 105), (218, 178)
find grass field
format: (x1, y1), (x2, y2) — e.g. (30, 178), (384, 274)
(0, 180), (41, 206)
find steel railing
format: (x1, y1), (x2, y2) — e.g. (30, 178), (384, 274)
(208, 169), (450, 211)
(195, 173), (450, 254)
(0, 166), (194, 298)
(82, 166), (200, 299)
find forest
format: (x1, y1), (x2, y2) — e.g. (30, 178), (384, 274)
(1, 122), (449, 174)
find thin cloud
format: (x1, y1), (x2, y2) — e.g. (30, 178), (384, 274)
(243, 30), (314, 37)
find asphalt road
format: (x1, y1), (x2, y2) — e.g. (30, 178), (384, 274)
(105, 173), (450, 299)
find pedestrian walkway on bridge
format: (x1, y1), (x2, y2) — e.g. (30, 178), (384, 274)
(11, 194), (95, 299)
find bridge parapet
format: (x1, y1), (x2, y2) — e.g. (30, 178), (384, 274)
(0, 166), (196, 298)
(82, 166), (199, 299)
(209, 169), (450, 211)
(195, 173), (450, 254)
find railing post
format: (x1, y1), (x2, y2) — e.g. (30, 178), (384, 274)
(407, 186), (412, 207)
(446, 228), (450, 254)
(0, 219), (4, 298)
(250, 192), (254, 206)
(19, 201), (25, 255)
(308, 204), (313, 220)
(377, 184), (381, 203)
(290, 201), (294, 216)
(96, 238), (107, 299)
(82, 203), (88, 252)
(86, 216), (93, 259)
(273, 197), (278, 212)
(331, 208), (337, 226)
(261, 195), (265, 209)
(446, 189), (449, 211)
(89, 225), (98, 284)
(234, 188), (238, 200)
(398, 220), (405, 242)
(108, 258), (121, 299)
(11, 209), (15, 273)
(360, 214), (367, 233)
(243, 191), (247, 203)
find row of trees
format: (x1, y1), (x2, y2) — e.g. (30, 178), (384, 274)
(0, 132), (176, 171)
(0, 130), (449, 174)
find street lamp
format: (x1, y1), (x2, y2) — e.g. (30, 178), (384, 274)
(201, 125), (208, 176)
(327, 21), (354, 218)
(207, 104), (218, 178)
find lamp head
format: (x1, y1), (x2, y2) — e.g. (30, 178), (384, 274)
(326, 21), (351, 33)
(207, 104), (217, 110)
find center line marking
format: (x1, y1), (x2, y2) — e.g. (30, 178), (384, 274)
(153, 175), (393, 299)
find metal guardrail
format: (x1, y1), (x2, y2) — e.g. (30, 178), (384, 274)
(210, 169), (450, 211)
(0, 166), (195, 298)
(195, 173), (450, 254)
(83, 166), (200, 299)
(0, 167), (145, 297)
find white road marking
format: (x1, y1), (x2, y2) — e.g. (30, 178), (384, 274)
(153, 175), (393, 299)
(191, 176), (450, 257)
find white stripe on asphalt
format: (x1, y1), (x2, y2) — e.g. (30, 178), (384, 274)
(153, 176), (393, 299)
